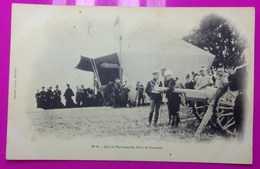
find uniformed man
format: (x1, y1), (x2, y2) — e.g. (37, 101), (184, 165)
(145, 71), (163, 127)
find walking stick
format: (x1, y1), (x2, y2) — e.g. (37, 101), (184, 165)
(160, 101), (163, 124)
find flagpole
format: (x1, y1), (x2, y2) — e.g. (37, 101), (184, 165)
(119, 36), (122, 81)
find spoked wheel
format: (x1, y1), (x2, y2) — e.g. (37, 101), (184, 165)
(192, 100), (208, 121)
(215, 88), (239, 136)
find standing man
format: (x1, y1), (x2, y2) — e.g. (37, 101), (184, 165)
(164, 74), (181, 127)
(64, 84), (75, 108)
(39, 86), (46, 109)
(75, 86), (82, 107)
(81, 85), (88, 107)
(135, 81), (141, 105)
(113, 78), (122, 108)
(121, 81), (130, 107)
(145, 71), (163, 127)
(163, 69), (182, 127)
(137, 84), (145, 107)
(46, 86), (54, 109)
(53, 85), (64, 108)
(35, 90), (41, 108)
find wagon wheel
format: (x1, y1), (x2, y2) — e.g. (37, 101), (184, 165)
(215, 91), (238, 136)
(192, 100), (208, 122)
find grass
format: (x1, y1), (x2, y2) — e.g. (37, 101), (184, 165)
(27, 105), (219, 142)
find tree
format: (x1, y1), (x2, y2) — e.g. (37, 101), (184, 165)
(183, 14), (246, 68)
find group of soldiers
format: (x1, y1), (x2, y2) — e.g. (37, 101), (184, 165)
(144, 66), (231, 127)
(35, 84), (102, 109)
(35, 79), (132, 109)
(104, 78), (131, 108)
(35, 85), (64, 109)
(75, 85), (103, 107)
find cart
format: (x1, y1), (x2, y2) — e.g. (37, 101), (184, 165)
(173, 86), (239, 138)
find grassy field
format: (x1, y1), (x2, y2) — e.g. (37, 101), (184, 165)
(27, 105), (219, 142)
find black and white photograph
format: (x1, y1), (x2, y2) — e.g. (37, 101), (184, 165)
(7, 4), (254, 164)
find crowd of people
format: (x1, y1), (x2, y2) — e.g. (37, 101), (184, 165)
(35, 79), (133, 110)
(35, 64), (246, 136)
(35, 84), (103, 110)
(35, 66), (231, 111)
(145, 66), (234, 127)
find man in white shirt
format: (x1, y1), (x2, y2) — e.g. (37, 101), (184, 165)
(195, 67), (214, 90)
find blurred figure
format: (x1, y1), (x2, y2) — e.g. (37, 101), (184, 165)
(113, 78), (122, 108)
(121, 81), (130, 107)
(135, 81), (141, 105)
(195, 66), (214, 90)
(137, 84), (145, 107)
(184, 74), (195, 107)
(104, 81), (114, 106)
(175, 77), (185, 89)
(39, 86), (46, 109)
(53, 85), (64, 108)
(75, 86), (82, 107)
(64, 84), (75, 108)
(46, 86), (54, 109)
(35, 90), (41, 108)
(215, 67), (229, 89)
(96, 91), (104, 107)
(81, 85), (89, 107)
(185, 74), (195, 89)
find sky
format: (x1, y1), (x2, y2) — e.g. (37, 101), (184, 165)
(10, 4), (254, 107)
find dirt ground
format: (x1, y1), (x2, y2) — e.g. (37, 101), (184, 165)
(27, 105), (220, 142)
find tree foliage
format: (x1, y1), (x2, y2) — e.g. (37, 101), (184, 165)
(183, 14), (246, 68)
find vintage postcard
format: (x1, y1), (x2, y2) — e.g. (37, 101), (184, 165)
(7, 4), (254, 164)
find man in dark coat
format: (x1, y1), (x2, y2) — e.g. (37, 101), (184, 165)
(113, 78), (122, 108)
(120, 81), (130, 107)
(230, 63), (248, 137)
(35, 90), (41, 108)
(64, 84), (75, 108)
(165, 77), (181, 127)
(76, 86), (84, 107)
(137, 84), (145, 107)
(53, 85), (64, 108)
(46, 86), (54, 109)
(145, 71), (163, 127)
(81, 85), (89, 107)
(39, 86), (46, 109)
